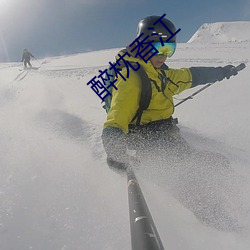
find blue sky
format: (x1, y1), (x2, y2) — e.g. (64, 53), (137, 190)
(0, 0), (250, 62)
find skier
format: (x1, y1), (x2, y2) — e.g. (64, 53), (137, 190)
(102, 15), (245, 231)
(21, 48), (34, 68)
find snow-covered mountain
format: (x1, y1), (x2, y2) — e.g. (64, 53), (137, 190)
(188, 21), (250, 43)
(0, 36), (250, 249)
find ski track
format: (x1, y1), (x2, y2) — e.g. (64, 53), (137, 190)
(38, 65), (108, 79)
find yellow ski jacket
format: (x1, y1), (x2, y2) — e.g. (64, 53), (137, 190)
(104, 51), (193, 133)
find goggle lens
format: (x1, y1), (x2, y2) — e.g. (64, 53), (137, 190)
(153, 42), (176, 58)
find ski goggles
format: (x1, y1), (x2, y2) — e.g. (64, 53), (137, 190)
(153, 42), (176, 58)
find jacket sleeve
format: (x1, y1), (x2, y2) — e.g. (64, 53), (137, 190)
(104, 69), (141, 133)
(189, 67), (226, 87)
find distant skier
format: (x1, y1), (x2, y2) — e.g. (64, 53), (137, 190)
(102, 15), (246, 232)
(21, 48), (34, 68)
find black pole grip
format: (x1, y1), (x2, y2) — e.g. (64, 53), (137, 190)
(235, 63), (246, 72)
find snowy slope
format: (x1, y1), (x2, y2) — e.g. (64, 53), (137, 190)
(188, 21), (250, 43)
(0, 40), (250, 250)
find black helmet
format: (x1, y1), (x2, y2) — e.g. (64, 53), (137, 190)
(136, 15), (178, 43)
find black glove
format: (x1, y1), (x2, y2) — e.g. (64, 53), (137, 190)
(107, 155), (140, 174)
(107, 157), (128, 174)
(102, 127), (140, 174)
(221, 65), (238, 80)
(102, 127), (128, 173)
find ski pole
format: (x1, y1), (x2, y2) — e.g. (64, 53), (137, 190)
(33, 57), (41, 65)
(127, 168), (165, 250)
(175, 63), (246, 108)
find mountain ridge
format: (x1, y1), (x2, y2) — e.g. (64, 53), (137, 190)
(188, 21), (250, 43)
